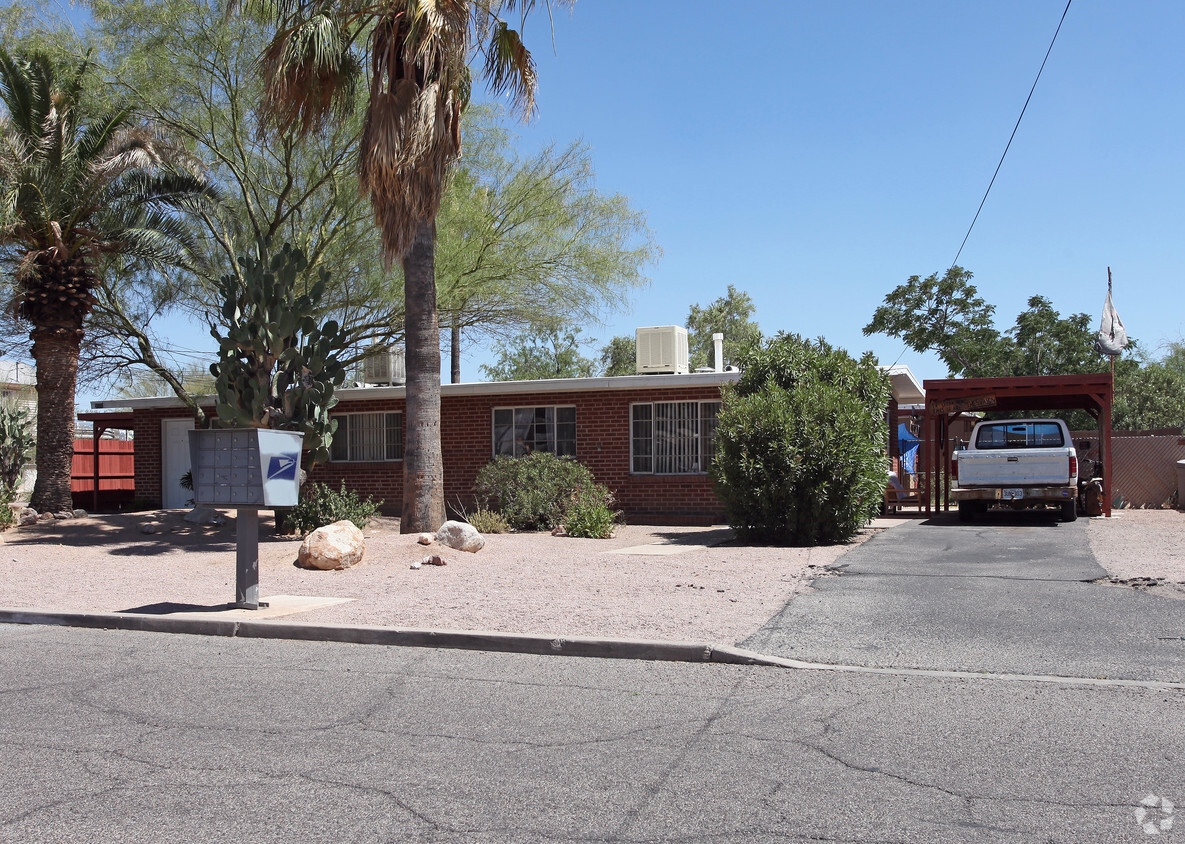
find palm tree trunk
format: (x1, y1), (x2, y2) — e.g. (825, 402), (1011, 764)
(28, 327), (80, 514)
(401, 219), (446, 532)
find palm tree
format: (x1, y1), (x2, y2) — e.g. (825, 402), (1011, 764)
(0, 50), (215, 514)
(251, 0), (566, 532)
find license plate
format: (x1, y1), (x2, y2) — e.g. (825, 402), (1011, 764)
(1001, 488), (1024, 500)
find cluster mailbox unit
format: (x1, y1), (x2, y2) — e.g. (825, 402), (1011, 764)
(188, 428), (304, 609)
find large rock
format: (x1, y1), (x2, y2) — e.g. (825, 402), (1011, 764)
(298, 520), (365, 570)
(17, 508), (37, 527)
(435, 520), (484, 553)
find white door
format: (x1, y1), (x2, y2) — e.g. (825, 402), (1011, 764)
(161, 418), (195, 509)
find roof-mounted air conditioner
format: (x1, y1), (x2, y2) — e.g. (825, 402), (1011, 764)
(362, 346), (406, 386)
(635, 325), (689, 374)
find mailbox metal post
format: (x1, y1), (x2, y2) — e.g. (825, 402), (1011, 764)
(234, 508), (266, 609)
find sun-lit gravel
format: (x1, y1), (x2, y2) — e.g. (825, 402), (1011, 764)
(0, 511), (875, 642)
(1087, 508), (1185, 583)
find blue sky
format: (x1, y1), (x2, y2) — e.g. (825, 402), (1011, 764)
(474, 0), (1182, 379)
(33, 0), (1185, 401)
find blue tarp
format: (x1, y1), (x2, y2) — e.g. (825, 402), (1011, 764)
(897, 423), (920, 474)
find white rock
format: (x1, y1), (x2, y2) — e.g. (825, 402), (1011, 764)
(140, 522), (163, 534)
(435, 520), (484, 553)
(18, 508), (37, 527)
(297, 520), (365, 570)
(183, 506), (217, 524)
(410, 560), (423, 569)
(416, 532), (434, 545)
(71, 509), (88, 519)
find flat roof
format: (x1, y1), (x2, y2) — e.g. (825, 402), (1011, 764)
(90, 364), (925, 410)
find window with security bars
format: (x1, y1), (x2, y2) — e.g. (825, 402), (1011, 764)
(492, 406), (576, 458)
(330, 412), (403, 462)
(631, 401), (721, 474)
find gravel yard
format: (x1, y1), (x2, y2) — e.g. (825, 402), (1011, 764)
(0, 511), (870, 642)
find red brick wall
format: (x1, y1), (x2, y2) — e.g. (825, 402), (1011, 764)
(129, 385), (726, 520)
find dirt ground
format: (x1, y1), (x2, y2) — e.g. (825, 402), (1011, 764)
(2, 508), (1181, 640)
(0, 511), (871, 642)
(1086, 508), (1185, 599)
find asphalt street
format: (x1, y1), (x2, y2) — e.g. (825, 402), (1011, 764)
(743, 512), (1185, 683)
(1, 624), (1182, 843)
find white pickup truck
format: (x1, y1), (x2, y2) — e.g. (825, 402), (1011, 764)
(952, 418), (1078, 522)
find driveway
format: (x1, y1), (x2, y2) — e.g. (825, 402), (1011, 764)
(742, 512), (1185, 683)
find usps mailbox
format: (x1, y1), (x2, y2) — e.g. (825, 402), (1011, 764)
(188, 428), (304, 508)
(186, 427), (304, 610)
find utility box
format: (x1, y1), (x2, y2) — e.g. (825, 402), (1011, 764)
(188, 428), (304, 508)
(635, 325), (689, 374)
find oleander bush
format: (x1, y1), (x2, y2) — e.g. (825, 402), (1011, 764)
(711, 334), (890, 545)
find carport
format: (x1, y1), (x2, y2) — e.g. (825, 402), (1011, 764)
(921, 374), (1114, 517)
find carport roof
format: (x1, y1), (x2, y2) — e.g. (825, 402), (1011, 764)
(922, 373), (1112, 413)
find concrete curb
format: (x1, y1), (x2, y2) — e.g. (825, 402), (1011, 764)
(4, 609), (1183, 690)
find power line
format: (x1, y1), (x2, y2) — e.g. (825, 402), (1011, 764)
(950, 0), (1072, 269)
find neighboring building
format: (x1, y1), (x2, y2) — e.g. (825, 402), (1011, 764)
(90, 365), (925, 522)
(0, 360), (36, 417)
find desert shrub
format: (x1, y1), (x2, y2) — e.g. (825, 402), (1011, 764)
(561, 483), (618, 539)
(287, 481), (381, 535)
(474, 452), (600, 531)
(711, 334), (890, 545)
(465, 507), (510, 534)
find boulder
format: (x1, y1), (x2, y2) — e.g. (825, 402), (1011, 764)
(18, 508), (37, 527)
(298, 520), (365, 570)
(435, 520), (484, 553)
(71, 509), (88, 519)
(53, 511), (74, 520)
(37, 512), (54, 523)
(140, 521), (164, 535)
(416, 532), (434, 545)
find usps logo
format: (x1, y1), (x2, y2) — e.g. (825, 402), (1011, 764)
(267, 453), (299, 482)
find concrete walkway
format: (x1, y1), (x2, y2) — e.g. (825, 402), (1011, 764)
(743, 512), (1185, 683)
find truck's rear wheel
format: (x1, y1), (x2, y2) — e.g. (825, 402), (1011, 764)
(1061, 500), (1077, 522)
(958, 501), (976, 522)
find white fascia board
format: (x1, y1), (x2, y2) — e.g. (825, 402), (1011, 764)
(878, 364), (926, 404)
(90, 371), (743, 411)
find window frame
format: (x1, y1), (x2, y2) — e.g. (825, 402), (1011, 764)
(490, 405), (577, 459)
(630, 400), (721, 475)
(329, 411), (404, 463)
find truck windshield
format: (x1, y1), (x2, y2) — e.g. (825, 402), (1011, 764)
(974, 422), (1065, 450)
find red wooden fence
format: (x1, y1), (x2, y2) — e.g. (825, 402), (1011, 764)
(71, 438), (135, 511)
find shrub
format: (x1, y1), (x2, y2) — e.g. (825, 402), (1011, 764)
(711, 334), (890, 545)
(0, 485), (15, 531)
(287, 481), (381, 535)
(561, 483), (618, 539)
(464, 507), (510, 534)
(474, 452), (601, 531)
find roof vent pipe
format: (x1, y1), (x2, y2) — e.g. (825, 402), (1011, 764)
(712, 333), (724, 373)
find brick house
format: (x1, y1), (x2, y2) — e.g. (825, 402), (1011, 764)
(89, 366), (923, 522)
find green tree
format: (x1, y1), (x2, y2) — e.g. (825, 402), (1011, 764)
(480, 327), (596, 381)
(1113, 342), (1185, 431)
(74, 0), (401, 411)
(862, 266), (1010, 378)
(252, 0), (568, 532)
(0, 50), (214, 513)
(436, 113), (657, 382)
(711, 334), (890, 545)
(599, 335), (635, 376)
(686, 285), (763, 370)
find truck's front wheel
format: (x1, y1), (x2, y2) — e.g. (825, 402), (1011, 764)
(1061, 500), (1077, 522)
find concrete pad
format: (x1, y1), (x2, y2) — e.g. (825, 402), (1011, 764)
(866, 517), (921, 529)
(127, 595), (354, 620)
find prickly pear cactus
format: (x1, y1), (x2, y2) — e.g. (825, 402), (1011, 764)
(209, 243), (349, 465)
(0, 403), (34, 492)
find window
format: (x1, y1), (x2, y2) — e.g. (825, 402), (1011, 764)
(331, 412), (403, 462)
(631, 401), (720, 474)
(492, 406), (576, 458)
(974, 421), (1065, 450)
